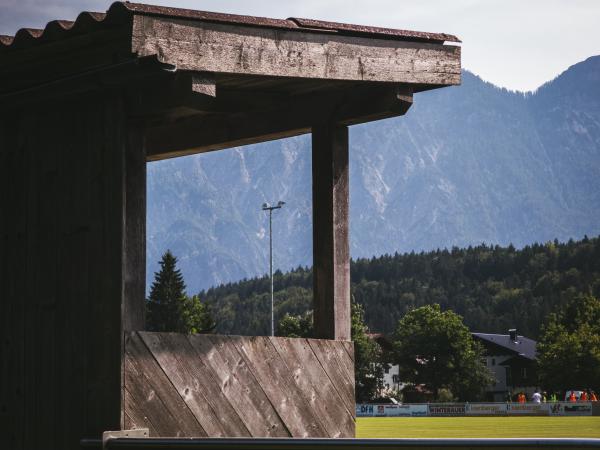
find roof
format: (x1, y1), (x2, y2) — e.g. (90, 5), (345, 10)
(0, 1), (460, 52)
(472, 333), (537, 361)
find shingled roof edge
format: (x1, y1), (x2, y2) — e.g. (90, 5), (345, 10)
(0, 1), (460, 51)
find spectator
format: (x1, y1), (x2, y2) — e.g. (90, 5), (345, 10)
(590, 391), (598, 402)
(580, 391), (588, 401)
(568, 391), (577, 402)
(550, 392), (558, 402)
(532, 391), (542, 404)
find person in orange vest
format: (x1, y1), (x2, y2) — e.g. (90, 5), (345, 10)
(518, 392), (526, 403)
(590, 391), (598, 402)
(580, 391), (588, 401)
(568, 391), (577, 402)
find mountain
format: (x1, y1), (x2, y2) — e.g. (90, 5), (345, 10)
(147, 56), (600, 294)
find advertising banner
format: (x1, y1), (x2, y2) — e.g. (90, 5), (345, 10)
(356, 404), (429, 417)
(356, 404), (374, 417)
(562, 402), (593, 416)
(466, 403), (508, 415)
(408, 404), (429, 416)
(428, 404), (466, 416)
(506, 403), (549, 415)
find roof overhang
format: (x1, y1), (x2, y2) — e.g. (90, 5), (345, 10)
(0, 2), (461, 160)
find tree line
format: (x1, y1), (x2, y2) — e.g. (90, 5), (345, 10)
(200, 235), (600, 339)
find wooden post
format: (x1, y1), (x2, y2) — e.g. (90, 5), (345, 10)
(311, 122), (351, 340)
(123, 127), (147, 333)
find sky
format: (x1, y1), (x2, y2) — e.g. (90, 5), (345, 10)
(1, 0), (600, 92)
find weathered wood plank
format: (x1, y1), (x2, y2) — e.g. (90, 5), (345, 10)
(22, 109), (41, 450)
(230, 336), (328, 437)
(132, 16), (460, 85)
(139, 332), (249, 437)
(125, 332), (206, 437)
(269, 337), (355, 437)
(123, 390), (159, 437)
(1, 112), (26, 450)
(193, 334), (290, 437)
(308, 339), (355, 415)
(34, 110), (59, 450)
(85, 96), (126, 441)
(57, 103), (98, 450)
(312, 123), (351, 340)
(123, 127), (147, 332)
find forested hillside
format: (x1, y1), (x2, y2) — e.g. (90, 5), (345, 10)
(201, 235), (600, 338)
(148, 56), (600, 293)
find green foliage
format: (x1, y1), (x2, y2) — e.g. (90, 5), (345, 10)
(147, 250), (214, 334)
(202, 236), (600, 340)
(352, 302), (384, 402)
(276, 302), (384, 401)
(537, 294), (600, 391)
(392, 304), (493, 401)
(276, 311), (313, 338)
(184, 295), (217, 334)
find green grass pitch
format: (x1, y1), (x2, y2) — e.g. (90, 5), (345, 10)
(356, 417), (600, 438)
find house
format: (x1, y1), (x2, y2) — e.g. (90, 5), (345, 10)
(472, 329), (538, 402)
(368, 333), (404, 393)
(370, 328), (538, 402)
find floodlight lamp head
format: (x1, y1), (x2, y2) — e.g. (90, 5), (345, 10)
(277, 201), (285, 207)
(262, 203), (269, 209)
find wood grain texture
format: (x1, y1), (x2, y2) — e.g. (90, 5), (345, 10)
(312, 123), (351, 341)
(124, 332), (355, 438)
(132, 16), (460, 86)
(0, 94), (144, 450)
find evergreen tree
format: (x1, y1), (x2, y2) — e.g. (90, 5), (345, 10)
(201, 235), (600, 339)
(147, 250), (197, 333)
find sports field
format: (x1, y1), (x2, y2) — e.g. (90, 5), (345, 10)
(356, 417), (600, 438)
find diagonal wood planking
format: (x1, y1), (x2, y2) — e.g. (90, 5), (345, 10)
(124, 332), (355, 438)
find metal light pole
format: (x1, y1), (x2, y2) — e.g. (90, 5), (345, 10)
(262, 200), (285, 336)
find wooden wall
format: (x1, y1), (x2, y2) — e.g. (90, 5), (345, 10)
(124, 332), (355, 438)
(0, 92), (146, 450)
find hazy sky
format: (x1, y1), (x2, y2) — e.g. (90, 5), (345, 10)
(2, 0), (599, 92)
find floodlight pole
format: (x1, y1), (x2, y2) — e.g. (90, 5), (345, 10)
(262, 201), (285, 336)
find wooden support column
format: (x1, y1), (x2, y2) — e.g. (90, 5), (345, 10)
(123, 127), (147, 333)
(312, 122), (351, 341)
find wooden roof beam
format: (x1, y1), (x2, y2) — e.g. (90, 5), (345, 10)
(145, 85), (412, 161)
(132, 15), (460, 88)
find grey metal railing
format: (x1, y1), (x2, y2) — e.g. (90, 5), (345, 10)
(81, 437), (600, 450)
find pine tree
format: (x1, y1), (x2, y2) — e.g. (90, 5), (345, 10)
(147, 250), (188, 333)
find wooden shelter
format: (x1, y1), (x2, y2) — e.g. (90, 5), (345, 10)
(0, 2), (460, 449)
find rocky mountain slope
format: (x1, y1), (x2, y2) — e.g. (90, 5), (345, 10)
(147, 56), (600, 293)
